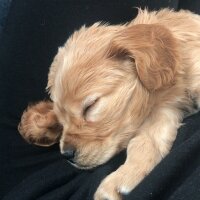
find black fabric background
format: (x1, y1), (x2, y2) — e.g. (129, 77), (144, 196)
(0, 0), (200, 199)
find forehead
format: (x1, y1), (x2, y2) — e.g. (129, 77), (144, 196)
(60, 23), (124, 71)
(56, 59), (121, 105)
(53, 24), (124, 103)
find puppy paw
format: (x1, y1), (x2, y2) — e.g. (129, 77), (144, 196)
(18, 101), (62, 146)
(94, 170), (131, 200)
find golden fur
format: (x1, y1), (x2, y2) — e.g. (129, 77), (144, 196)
(18, 9), (200, 200)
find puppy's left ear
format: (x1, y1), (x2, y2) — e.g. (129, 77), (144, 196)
(110, 24), (180, 91)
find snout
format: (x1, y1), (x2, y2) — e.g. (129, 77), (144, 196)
(62, 146), (76, 163)
(61, 144), (96, 169)
(60, 136), (115, 170)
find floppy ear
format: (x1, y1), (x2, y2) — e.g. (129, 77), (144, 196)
(110, 24), (180, 91)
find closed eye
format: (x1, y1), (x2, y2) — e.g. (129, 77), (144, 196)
(83, 98), (99, 118)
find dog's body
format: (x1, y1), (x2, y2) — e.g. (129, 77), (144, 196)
(18, 9), (200, 200)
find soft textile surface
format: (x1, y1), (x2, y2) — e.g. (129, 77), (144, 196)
(0, 1), (200, 200)
(0, 0), (12, 38)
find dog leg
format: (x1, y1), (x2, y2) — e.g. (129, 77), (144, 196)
(18, 101), (62, 146)
(94, 107), (183, 200)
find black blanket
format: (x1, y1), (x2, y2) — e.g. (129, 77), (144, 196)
(0, 1), (200, 200)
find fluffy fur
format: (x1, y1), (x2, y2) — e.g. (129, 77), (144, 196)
(18, 9), (200, 200)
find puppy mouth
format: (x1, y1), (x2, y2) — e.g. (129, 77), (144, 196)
(67, 160), (97, 170)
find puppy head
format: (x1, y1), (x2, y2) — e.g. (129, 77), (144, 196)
(47, 23), (179, 169)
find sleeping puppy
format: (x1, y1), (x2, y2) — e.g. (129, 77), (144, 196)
(18, 8), (200, 200)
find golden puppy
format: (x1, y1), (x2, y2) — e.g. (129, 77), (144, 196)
(18, 8), (200, 200)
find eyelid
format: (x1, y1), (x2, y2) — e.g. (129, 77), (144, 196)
(83, 98), (99, 117)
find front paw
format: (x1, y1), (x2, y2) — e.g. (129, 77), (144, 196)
(18, 101), (62, 146)
(94, 170), (130, 200)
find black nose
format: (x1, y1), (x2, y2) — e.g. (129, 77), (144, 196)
(62, 147), (75, 161)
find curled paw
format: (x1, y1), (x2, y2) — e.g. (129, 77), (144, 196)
(18, 101), (62, 146)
